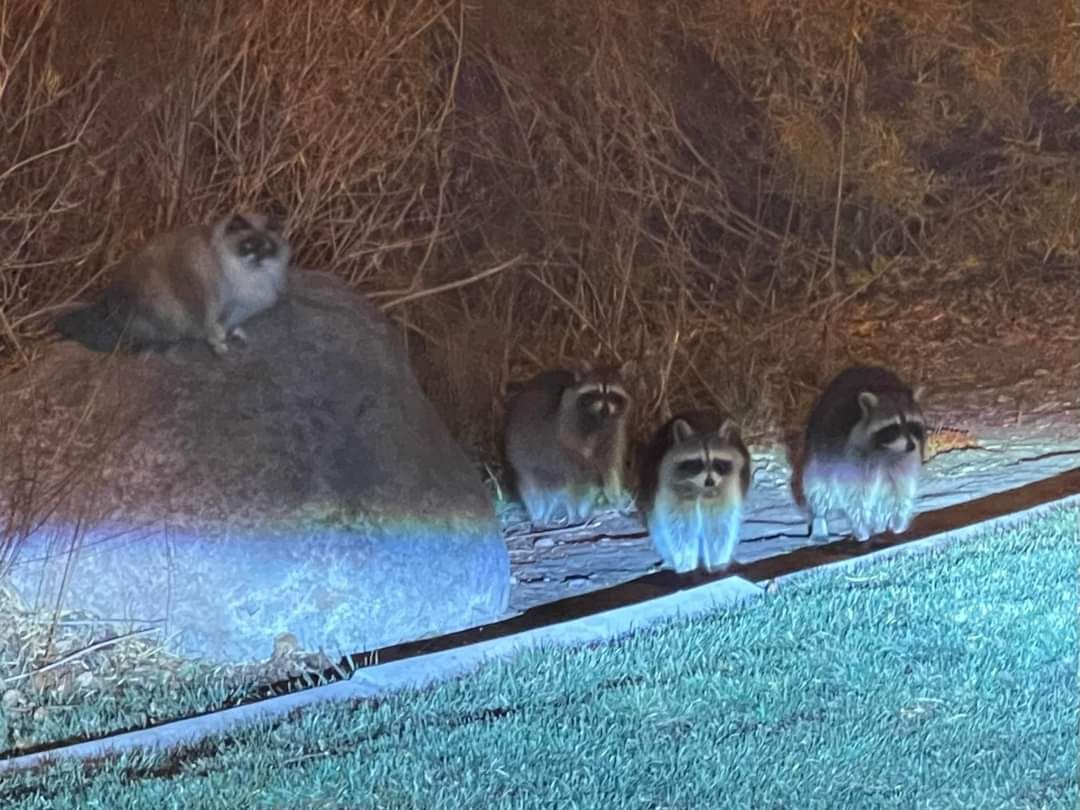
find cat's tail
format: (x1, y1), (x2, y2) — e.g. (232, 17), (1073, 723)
(52, 285), (134, 353)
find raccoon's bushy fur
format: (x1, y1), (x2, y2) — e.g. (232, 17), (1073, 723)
(802, 366), (926, 542)
(503, 363), (632, 527)
(639, 409), (751, 573)
(54, 212), (290, 356)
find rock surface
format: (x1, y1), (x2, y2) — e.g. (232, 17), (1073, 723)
(0, 271), (510, 662)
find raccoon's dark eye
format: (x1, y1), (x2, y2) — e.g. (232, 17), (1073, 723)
(606, 392), (627, 412)
(675, 459), (705, 477)
(907, 423), (926, 442)
(873, 425), (902, 446)
(711, 459), (733, 476)
(578, 394), (604, 412)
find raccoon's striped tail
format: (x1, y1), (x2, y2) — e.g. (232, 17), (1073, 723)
(52, 289), (133, 353)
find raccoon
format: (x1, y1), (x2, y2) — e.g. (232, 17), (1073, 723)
(639, 410), (752, 573)
(802, 366), (926, 542)
(503, 362), (633, 526)
(54, 211), (290, 356)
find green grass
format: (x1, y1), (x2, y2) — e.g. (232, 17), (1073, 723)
(4, 506), (1077, 809)
(0, 627), (345, 755)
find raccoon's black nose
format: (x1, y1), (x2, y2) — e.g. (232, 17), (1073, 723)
(704, 476), (716, 488)
(905, 438), (915, 452)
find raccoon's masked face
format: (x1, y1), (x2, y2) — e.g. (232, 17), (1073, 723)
(571, 363), (632, 430)
(665, 419), (743, 501)
(852, 391), (926, 460)
(223, 213), (288, 269)
(575, 382), (629, 420)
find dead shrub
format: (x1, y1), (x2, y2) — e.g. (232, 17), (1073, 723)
(0, 0), (1077, 455)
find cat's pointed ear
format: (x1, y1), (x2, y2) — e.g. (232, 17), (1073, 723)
(857, 391), (878, 417)
(225, 213), (252, 234)
(264, 200), (288, 232)
(672, 418), (695, 444)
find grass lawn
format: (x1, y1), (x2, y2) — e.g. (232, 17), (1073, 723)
(3, 505), (1076, 810)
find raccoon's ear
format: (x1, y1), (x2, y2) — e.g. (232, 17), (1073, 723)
(575, 360), (594, 380)
(857, 391), (879, 416)
(716, 418), (736, 440)
(225, 214), (252, 235)
(617, 358), (637, 378)
(671, 418), (695, 444)
(911, 384), (926, 403)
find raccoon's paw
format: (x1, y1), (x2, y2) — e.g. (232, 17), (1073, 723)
(551, 511), (574, 528)
(209, 340), (230, 356)
(648, 527), (688, 572)
(702, 559), (733, 575)
(850, 522), (873, 542)
(229, 326), (250, 345)
(702, 521), (740, 572)
(700, 547), (734, 574)
(605, 490), (637, 515)
(518, 487), (555, 528)
(888, 511), (914, 534)
(809, 516), (830, 543)
(654, 532), (699, 573)
(566, 490), (604, 525)
(541, 500), (577, 528)
(653, 540), (696, 573)
(668, 544), (700, 574)
(569, 504), (598, 527)
(529, 509), (565, 530)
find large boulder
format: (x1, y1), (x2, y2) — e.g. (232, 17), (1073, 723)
(0, 271), (510, 662)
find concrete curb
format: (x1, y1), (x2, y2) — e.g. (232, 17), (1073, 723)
(0, 576), (764, 775)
